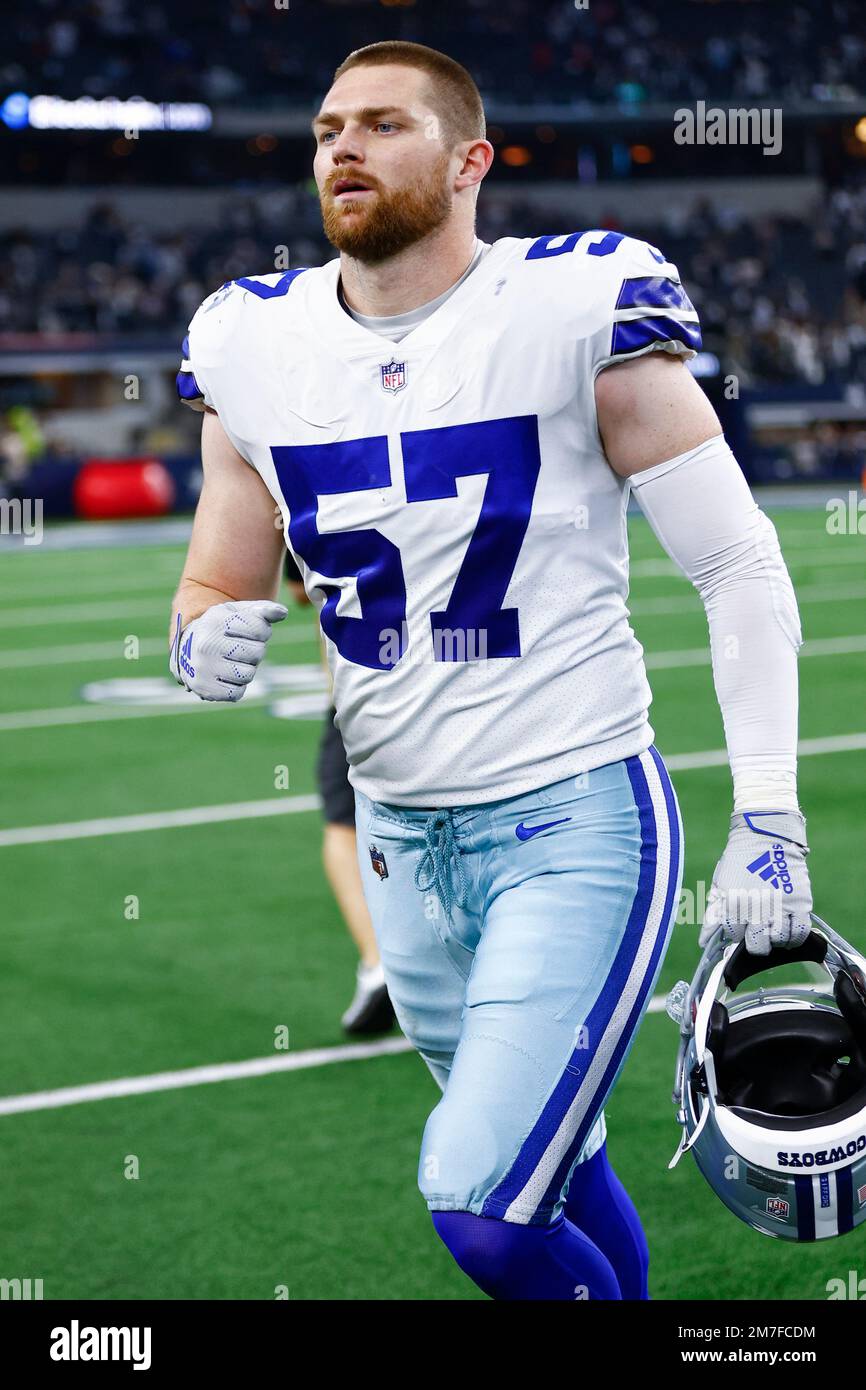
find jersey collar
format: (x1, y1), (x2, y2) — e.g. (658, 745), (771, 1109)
(302, 239), (515, 363)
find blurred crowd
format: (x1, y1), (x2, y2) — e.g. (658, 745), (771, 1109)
(3, 183), (866, 392)
(3, 0), (865, 109)
(635, 189), (866, 392)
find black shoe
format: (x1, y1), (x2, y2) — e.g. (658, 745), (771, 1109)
(341, 962), (396, 1035)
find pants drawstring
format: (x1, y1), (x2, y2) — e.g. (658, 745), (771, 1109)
(413, 810), (469, 917)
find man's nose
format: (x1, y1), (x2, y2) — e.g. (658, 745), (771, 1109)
(330, 127), (364, 161)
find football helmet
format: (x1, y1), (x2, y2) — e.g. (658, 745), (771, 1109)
(667, 914), (866, 1240)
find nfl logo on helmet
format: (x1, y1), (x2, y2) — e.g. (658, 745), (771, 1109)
(380, 360), (406, 394)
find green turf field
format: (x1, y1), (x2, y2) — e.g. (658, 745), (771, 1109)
(1, 507), (864, 1300)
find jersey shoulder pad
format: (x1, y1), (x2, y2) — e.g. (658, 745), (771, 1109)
(176, 270), (310, 411)
(176, 279), (244, 411)
(585, 232), (701, 373)
(509, 230), (700, 370)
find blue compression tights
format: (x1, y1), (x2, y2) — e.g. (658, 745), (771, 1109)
(432, 1142), (649, 1301)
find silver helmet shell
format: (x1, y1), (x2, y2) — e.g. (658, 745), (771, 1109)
(669, 915), (866, 1240)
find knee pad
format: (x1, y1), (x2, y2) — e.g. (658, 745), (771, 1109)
(432, 1210), (531, 1295)
(432, 1209), (621, 1301)
(419, 1099), (503, 1211)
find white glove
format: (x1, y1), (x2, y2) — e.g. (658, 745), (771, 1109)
(699, 811), (813, 956)
(169, 600), (287, 702)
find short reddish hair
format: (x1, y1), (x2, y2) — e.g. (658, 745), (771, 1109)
(332, 40), (486, 148)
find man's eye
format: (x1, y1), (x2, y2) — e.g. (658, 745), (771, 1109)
(320, 130), (338, 143)
(375, 122), (397, 133)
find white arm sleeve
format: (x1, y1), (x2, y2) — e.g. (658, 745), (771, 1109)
(628, 434), (802, 812)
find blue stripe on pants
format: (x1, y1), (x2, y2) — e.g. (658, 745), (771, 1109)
(481, 749), (681, 1221)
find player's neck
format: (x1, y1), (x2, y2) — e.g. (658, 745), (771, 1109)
(339, 224), (479, 318)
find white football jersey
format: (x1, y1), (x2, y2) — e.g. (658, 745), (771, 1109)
(178, 231), (701, 805)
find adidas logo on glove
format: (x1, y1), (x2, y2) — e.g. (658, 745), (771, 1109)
(179, 631), (195, 680)
(746, 843), (794, 895)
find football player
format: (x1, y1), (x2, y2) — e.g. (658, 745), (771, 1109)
(170, 41), (811, 1300)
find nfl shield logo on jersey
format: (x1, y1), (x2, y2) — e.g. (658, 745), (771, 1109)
(369, 845), (389, 880)
(380, 360), (406, 394)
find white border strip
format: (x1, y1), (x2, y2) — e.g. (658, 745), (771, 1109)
(0, 1037), (414, 1117)
(0, 625), (316, 670)
(0, 795), (322, 846)
(3, 630), (864, 676)
(2, 733), (866, 848)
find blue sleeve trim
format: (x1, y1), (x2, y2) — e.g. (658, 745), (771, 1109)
(615, 276), (695, 315)
(610, 315), (702, 357)
(176, 369), (205, 403)
(235, 267), (310, 299)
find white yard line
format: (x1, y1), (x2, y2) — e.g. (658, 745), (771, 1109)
(0, 795), (322, 846)
(2, 628), (863, 676)
(2, 731), (865, 849)
(665, 731), (866, 771)
(780, 553), (866, 569)
(0, 639), (175, 670)
(0, 1002), (677, 1117)
(0, 632), (862, 730)
(631, 581), (866, 616)
(646, 633), (866, 670)
(0, 711), (856, 1113)
(2, 570), (184, 601)
(4, 598), (187, 628)
(0, 625), (316, 670)
(7, 572), (866, 631)
(0, 701), (233, 731)
(631, 552), (865, 579)
(758, 526), (863, 545)
(3, 546), (857, 598)
(0, 1037), (415, 1117)
(0, 519), (193, 552)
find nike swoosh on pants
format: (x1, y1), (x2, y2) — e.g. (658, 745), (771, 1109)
(515, 817), (572, 841)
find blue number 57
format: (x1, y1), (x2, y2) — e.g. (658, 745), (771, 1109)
(271, 415), (541, 670)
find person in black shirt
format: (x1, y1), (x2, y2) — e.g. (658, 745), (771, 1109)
(284, 551), (394, 1034)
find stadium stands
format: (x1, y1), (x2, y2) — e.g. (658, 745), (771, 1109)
(3, 186), (866, 391)
(3, 0), (866, 488)
(3, 0), (865, 108)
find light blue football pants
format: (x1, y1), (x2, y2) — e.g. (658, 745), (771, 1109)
(354, 746), (683, 1226)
